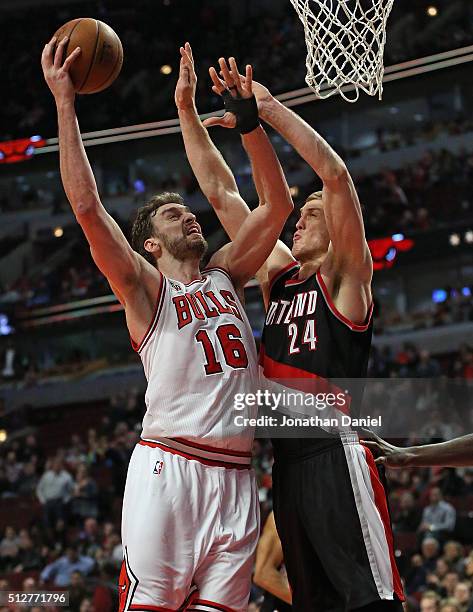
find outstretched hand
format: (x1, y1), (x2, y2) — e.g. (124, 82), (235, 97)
(203, 57), (253, 129)
(360, 429), (412, 467)
(41, 35), (81, 104)
(175, 42), (197, 111)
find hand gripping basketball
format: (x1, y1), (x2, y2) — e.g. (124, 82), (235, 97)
(41, 36), (82, 103)
(203, 57), (260, 134)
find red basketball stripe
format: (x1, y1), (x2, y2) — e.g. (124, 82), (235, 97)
(361, 444), (405, 602)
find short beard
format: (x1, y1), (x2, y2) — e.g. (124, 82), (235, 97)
(158, 233), (208, 262)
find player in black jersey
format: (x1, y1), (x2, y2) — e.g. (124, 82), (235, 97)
(200, 68), (405, 611)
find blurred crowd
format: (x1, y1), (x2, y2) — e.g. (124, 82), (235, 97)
(1, 0), (473, 140)
(375, 289), (473, 336)
(0, 341), (472, 610)
(356, 146), (473, 237)
(0, 390), (142, 612)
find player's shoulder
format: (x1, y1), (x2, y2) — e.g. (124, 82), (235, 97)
(256, 241), (297, 307)
(201, 246), (234, 285)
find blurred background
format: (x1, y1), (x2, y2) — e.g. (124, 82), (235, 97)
(0, 0), (473, 610)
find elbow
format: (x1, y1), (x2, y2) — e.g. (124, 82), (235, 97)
(325, 162), (349, 184)
(74, 198), (100, 218)
(253, 566), (266, 589)
(280, 190), (294, 220)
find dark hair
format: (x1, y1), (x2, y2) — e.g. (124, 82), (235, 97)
(131, 192), (185, 266)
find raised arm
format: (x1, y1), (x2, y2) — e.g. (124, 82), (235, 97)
(254, 512), (292, 605)
(224, 76), (372, 285)
(175, 43), (250, 239)
(258, 88), (371, 281)
(198, 58), (294, 295)
(41, 36), (160, 342)
(204, 59), (293, 287)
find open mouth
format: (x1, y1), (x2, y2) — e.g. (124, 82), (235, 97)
(186, 225), (201, 236)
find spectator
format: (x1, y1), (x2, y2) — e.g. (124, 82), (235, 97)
(406, 553), (428, 594)
(68, 570), (89, 612)
(36, 457), (75, 529)
(17, 461), (39, 496)
(421, 591), (441, 612)
(79, 598), (93, 612)
(440, 601), (461, 612)
(13, 530), (41, 572)
(417, 350), (441, 378)
(453, 582), (473, 612)
(40, 545), (94, 587)
(444, 542), (466, 575)
(79, 518), (101, 558)
(394, 491), (422, 532)
(4, 451), (23, 493)
(443, 572), (461, 599)
(70, 465), (99, 521)
(0, 526), (19, 570)
(422, 538), (441, 573)
(419, 488), (456, 542)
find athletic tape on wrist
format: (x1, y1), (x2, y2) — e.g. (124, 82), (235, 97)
(221, 90), (260, 135)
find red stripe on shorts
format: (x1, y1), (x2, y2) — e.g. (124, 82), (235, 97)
(361, 443), (406, 602)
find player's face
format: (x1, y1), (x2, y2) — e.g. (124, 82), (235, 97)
(153, 203), (207, 261)
(291, 197), (330, 262)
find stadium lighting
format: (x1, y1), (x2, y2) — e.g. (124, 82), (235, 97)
(0, 430), (7, 443)
(432, 289), (447, 303)
(289, 186), (299, 197)
(53, 226), (64, 238)
(160, 65), (172, 75)
(464, 230), (473, 243)
(426, 6), (438, 17)
(449, 233), (460, 246)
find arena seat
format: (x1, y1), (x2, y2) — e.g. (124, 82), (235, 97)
(393, 531), (418, 554)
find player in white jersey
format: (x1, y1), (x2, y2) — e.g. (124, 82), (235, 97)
(42, 39), (293, 611)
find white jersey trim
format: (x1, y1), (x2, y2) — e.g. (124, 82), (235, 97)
(131, 276), (167, 354)
(202, 266), (234, 284)
(140, 437), (252, 468)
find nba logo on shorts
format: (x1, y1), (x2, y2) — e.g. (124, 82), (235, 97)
(153, 460), (164, 475)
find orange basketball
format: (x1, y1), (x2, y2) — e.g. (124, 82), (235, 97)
(52, 18), (123, 94)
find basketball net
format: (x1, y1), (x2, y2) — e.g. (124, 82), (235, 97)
(289, 0), (394, 102)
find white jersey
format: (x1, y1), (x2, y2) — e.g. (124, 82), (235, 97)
(131, 266), (258, 465)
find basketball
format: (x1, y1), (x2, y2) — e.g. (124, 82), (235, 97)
(52, 18), (123, 94)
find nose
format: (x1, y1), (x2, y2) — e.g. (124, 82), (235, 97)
(183, 211), (196, 225)
(295, 216), (305, 231)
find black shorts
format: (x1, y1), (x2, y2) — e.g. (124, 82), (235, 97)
(272, 434), (404, 612)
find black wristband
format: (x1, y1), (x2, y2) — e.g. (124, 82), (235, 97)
(221, 90), (260, 135)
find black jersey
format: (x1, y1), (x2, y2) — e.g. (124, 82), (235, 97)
(260, 261), (373, 460)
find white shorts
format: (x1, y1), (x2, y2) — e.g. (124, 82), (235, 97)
(119, 439), (260, 612)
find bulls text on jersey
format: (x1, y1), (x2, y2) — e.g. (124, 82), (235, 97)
(173, 288), (243, 329)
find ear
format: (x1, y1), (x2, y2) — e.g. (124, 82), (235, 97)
(144, 237), (161, 258)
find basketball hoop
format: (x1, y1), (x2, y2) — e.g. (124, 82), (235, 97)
(289, 0), (394, 102)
